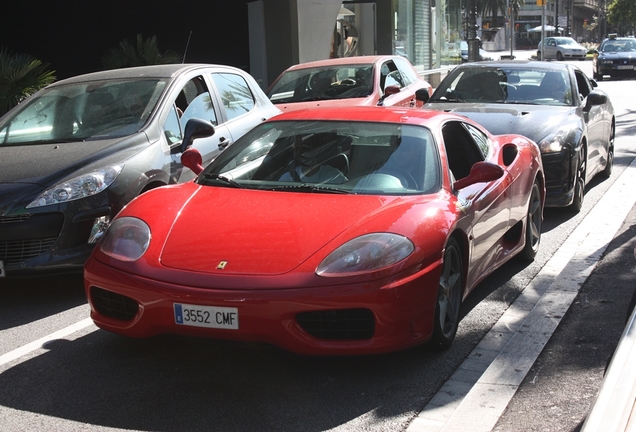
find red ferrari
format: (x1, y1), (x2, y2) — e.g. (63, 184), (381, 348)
(84, 107), (544, 355)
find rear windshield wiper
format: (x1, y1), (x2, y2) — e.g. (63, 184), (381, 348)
(200, 173), (246, 189)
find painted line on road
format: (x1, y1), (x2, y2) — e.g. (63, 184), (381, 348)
(407, 157), (636, 432)
(0, 318), (94, 368)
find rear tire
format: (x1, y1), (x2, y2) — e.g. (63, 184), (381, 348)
(519, 180), (542, 261)
(431, 238), (463, 350)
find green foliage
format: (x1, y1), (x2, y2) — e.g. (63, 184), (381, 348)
(0, 47), (56, 116)
(607, 0), (636, 35)
(101, 34), (182, 70)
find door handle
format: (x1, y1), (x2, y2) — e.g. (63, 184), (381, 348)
(218, 138), (230, 150)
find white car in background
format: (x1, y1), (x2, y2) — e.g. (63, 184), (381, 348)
(537, 37), (588, 61)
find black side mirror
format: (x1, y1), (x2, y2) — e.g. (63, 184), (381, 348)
(181, 118), (215, 153)
(415, 88), (430, 104)
(585, 91), (608, 110)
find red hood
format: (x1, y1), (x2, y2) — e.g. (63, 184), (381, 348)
(159, 188), (395, 275)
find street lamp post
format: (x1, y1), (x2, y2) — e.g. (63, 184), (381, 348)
(467, 0), (479, 62)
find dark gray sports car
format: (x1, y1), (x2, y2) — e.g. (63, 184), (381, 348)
(592, 36), (636, 81)
(424, 61), (614, 212)
(0, 64), (280, 277)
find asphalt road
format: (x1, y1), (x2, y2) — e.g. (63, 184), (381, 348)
(0, 55), (635, 432)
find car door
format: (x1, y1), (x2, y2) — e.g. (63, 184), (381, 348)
(208, 71), (267, 141)
(379, 60), (415, 107)
(544, 38), (557, 59)
(443, 121), (512, 287)
(574, 69), (609, 178)
(161, 73), (233, 183)
(393, 56), (429, 107)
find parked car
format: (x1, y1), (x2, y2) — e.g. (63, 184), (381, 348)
(537, 37), (588, 61)
(425, 61), (614, 212)
(266, 55), (432, 112)
(0, 64), (280, 277)
(592, 36), (636, 81)
(84, 106), (544, 355)
(459, 40), (495, 62)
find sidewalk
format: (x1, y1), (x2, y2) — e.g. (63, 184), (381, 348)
(407, 158), (636, 431)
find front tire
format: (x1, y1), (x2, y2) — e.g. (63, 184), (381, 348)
(431, 237), (463, 350)
(557, 51), (564, 61)
(602, 126), (615, 178)
(519, 181), (542, 261)
(568, 148), (586, 213)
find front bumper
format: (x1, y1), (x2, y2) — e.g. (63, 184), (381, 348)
(541, 150), (577, 208)
(598, 65), (636, 78)
(0, 204), (111, 277)
(563, 53), (587, 59)
(84, 257), (442, 355)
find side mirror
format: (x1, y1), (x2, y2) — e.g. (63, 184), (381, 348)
(181, 118), (215, 153)
(377, 85), (401, 106)
(453, 161), (504, 190)
(415, 88), (430, 104)
(181, 148), (204, 175)
(585, 91), (607, 109)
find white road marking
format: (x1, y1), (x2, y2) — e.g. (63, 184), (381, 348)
(0, 318), (95, 368)
(407, 158), (636, 432)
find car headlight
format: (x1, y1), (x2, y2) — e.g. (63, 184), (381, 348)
(316, 233), (414, 277)
(538, 125), (574, 154)
(99, 217), (150, 262)
(538, 137), (565, 153)
(26, 164), (123, 208)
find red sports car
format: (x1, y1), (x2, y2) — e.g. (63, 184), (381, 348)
(84, 107), (544, 355)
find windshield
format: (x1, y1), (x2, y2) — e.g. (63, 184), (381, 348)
(428, 67), (573, 106)
(267, 65), (374, 103)
(0, 78), (167, 145)
(601, 39), (636, 52)
(555, 38), (578, 46)
(200, 120), (440, 195)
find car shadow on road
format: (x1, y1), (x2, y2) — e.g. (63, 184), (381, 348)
(0, 274), (86, 331)
(0, 322), (495, 431)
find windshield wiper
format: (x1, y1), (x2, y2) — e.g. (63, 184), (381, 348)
(266, 184), (350, 194)
(200, 173), (246, 189)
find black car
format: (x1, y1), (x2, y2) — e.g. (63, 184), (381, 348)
(593, 36), (636, 80)
(0, 64), (280, 277)
(424, 61), (614, 212)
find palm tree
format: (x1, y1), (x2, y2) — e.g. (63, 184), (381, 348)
(477, 0), (507, 28)
(0, 47), (56, 116)
(101, 34), (182, 70)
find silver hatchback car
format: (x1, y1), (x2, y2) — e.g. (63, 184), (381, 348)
(0, 64), (280, 277)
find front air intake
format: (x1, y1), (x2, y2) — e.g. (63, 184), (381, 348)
(296, 309), (375, 340)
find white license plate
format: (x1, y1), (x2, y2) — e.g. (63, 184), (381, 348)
(0, 260), (5, 277)
(174, 303), (239, 329)
(617, 65), (634, 70)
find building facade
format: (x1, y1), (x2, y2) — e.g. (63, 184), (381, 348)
(249, 0), (466, 87)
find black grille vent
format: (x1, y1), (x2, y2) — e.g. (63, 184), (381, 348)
(0, 214), (31, 224)
(296, 309), (375, 340)
(0, 237), (57, 265)
(90, 287), (139, 321)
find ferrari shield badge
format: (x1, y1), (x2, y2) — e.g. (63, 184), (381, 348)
(217, 261), (228, 270)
